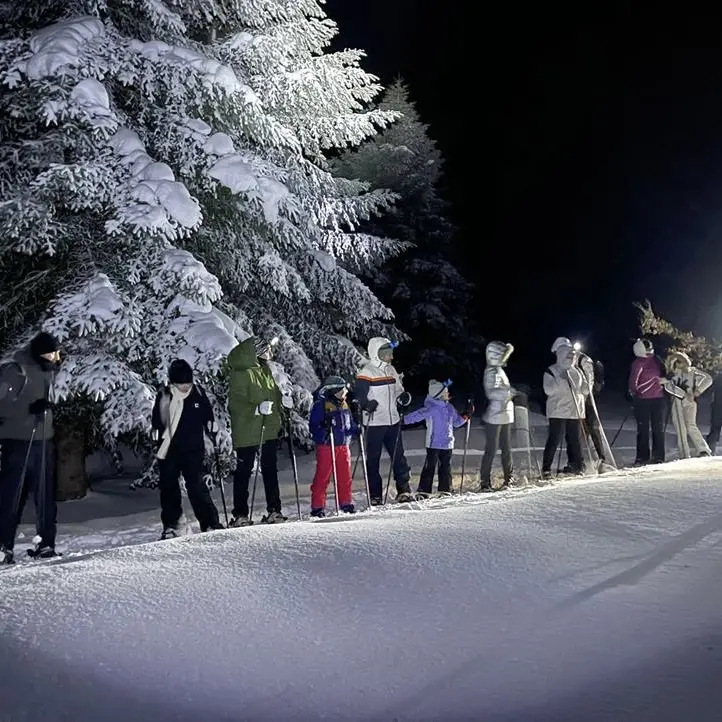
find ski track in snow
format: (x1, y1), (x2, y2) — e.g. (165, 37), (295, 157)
(3, 458), (722, 721)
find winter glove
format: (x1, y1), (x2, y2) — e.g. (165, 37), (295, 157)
(364, 399), (379, 414)
(625, 390), (635, 405)
(151, 428), (160, 443)
(464, 402), (475, 417)
(281, 394), (293, 410)
(396, 392), (412, 408)
(28, 398), (48, 416)
(256, 400), (274, 416)
(206, 421), (219, 441)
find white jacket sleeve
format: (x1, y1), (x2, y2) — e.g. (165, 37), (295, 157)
(695, 369), (713, 396)
(543, 369), (564, 397)
(485, 368), (510, 402)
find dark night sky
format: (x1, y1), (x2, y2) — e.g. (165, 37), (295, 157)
(326, 1), (722, 382)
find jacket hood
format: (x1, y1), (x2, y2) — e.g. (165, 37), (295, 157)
(227, 338), (259, 371)
(486, 341), (514, 366)
(666, 350), (692, 374)
(367, 337), (391, 366)
(551, 337), (572, 354)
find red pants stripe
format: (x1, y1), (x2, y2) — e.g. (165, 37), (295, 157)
(311, 444), (353, 510)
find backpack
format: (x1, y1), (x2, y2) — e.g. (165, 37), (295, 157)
(0, 361), (27, 411)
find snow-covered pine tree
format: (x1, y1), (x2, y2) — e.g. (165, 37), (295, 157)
(636, 300), (722, 373)
(333, 78), (483, 390)
(0, 0), (402, 493)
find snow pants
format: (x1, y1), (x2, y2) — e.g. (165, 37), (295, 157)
(158, 448), (220, 531)
(233, 439), (281, 518)
(480, 423), (513, 485)
(365, 423), (411, 500)
(633, 397), (665, 464)
(310, 444), (353, 510)
(0, 439), (56, 551)
(542, 418), (583, 473)
(418, 448), (453, 494)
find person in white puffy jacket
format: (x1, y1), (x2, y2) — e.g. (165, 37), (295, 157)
(354, 338), (413, 504)
(665, 351), (712, 456)
(541, 337), (590, 478)
(480, 341), (516, 490)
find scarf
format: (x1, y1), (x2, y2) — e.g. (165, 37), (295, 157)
(156, 385), (192, 460)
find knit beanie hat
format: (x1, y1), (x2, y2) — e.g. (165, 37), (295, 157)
(551, 336), (572, 354)
(320, 375), (347, 396)
(633, 338), (653, 358)
(30, 332), (59, 359)
(168, 359), (193, 385)
(428, 380), (446, 398)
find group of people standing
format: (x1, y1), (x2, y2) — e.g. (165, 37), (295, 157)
(1, 329), (720, 565)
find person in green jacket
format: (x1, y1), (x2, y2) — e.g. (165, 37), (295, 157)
(228, 336), (292, 526)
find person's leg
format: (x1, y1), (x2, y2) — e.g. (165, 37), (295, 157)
(33, 440), (57, 549)
(181, 453), (220, 531)
(417, 449), (439, 494)
(586, 399), (605, 460)
(480, 423), (501, 486)
(683, 402), (711, 455)
(364, 426), (386, 501)
(0, 441), (32, 552)
(634, 399), (652, 464)
(499, 424), (513, 481)
(437, 450), (453, 493)
(565, 420), (584, 473)
(707, 400), (722, 452)
(259, 439), (281, 514)
(542, 419), (564, 474)
(158, 454), (183, 529)
(383, 424), (411, 494)
(310, 444), (332, 510)
(232, 445), (256, 518)
(335, 444), (354, 508)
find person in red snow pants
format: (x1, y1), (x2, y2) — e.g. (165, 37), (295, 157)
(308, 375), (359, 517)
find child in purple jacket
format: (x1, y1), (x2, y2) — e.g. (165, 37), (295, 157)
(403, 380), (472, 496)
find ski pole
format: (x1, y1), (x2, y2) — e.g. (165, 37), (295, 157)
(357, 423), (371, 508)
(526, 423), (543, 478)
(383, 420), (403, 505)
(328, 420), (340, 515)
(36, 410), (48, 550)
(249, 417), (266, 524)
(211, 439), (229, 527)
(286, 417), (302, 521)
(610, 413), (630, 448)
(459, 399), (472, 494)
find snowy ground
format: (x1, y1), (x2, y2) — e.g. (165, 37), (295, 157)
(4, 457), (722, 720)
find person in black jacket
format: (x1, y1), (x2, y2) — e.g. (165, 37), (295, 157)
(0, 332), (61, 564)
(151, 359), (223, 539)
(706, 373), (722, 453)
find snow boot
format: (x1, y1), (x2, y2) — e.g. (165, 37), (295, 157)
(369, 497), (384, 506)
(340, 504), (356, 514)
(310, 508), (326, 518)
(415, 491), (432, 500)
(261, 511), (288, 524)
(230, 516), (253, 528)
(27, 544), (60, 560)
(541, 470), (553, 481)
(396, 492), (414, 503)
(203, 522), (225, 532)
(0, 546), (14, 566)
(160, 527), (179, 540)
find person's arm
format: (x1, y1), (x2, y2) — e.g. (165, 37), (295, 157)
(151, 390), (164, 432)
(309, 400), (326, 440)
(402, 407), (428, 426)
(695, 369), (713, 397)
(354, 373), (377, 412)
(485, 369), (511, 402)
(543, 368), (563, 397)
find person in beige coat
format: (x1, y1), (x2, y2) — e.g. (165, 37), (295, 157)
(664, 351), (712, 457)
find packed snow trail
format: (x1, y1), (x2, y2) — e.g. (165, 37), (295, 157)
(3, 459), (722, 721)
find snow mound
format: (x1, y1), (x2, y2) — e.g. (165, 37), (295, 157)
(23, 17), (104, 79)
(5, 459), (722, 721)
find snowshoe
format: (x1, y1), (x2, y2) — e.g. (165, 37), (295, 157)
(27, 545), (60, 560)
(369, 497), (384, 507)
(310, 508), (326, 518)
(597, 461), (617, 474)
(160, 527), (179, 540)
(436, 490), (454, 498)
(541, 470), (553, 481)
(202, 522), (226, 532)
(395, 492), (415, 503)
(230, 516), (253, 528)
(261, 511), (288, 524)
(478, 481), (494, 493)
(0, 547), (14, 566)
(414, 491), (432, 500)
(340, 504), (356, 514)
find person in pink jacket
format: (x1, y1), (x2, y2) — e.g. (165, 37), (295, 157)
(628, 338), (666, 465)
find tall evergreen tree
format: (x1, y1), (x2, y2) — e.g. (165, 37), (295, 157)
(0, 0), (402, 492)
(333, 78), (483, 391)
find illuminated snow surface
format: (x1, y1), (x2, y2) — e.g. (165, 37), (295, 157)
(4, 459), (722, 721)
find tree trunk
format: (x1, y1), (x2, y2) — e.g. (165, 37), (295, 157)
(55, 425), (88, 501)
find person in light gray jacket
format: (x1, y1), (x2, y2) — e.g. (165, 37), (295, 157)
(480, 341), (516, 490)
(541, 337), (589, 478)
